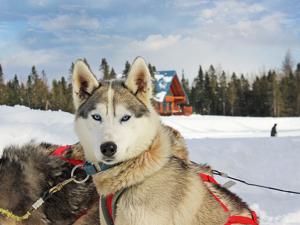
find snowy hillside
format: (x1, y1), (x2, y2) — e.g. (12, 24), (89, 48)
(0, 105), (300, 225)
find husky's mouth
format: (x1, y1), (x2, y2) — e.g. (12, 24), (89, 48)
(102, 157), (115, 164)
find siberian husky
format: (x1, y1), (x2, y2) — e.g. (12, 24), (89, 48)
(72, 57), (257, 225)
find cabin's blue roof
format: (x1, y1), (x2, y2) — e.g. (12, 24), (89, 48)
(154, 70), (177, 102)
(157, 70), (177, 77)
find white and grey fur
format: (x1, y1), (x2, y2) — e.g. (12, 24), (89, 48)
(73, 57), (159, 165)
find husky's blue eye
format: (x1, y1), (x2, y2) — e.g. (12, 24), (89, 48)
(120, 115), (131, 123)
(91, 114), (102, 122)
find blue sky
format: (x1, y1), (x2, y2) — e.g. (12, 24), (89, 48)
(1, 0), (300, 81)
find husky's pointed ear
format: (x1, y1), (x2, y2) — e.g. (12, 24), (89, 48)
(125, 57), (152, 105)
(72, 59), (99, 109)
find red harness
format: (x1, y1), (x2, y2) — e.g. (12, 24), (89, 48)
(102, 173), (259, 225)
(53, 146), (259, 225)
(52, 145), (84, 165)
(200, 173), (259, 225)
(101, 172), (259, 225)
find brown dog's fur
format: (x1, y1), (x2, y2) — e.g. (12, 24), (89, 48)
(0, 144), (99, 225)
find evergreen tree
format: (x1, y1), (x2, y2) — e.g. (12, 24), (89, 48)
(261, 75), (271, 116)
(38, 70), (50, 110)
(197, 66), (204, 89)
(279, 52), (297, 116)
(267, 70), (283, 116)
(282, 50), (293, 76)
(295, 63), (300, 115)
(239, 74), (250, 116)
(6, 75), (21, 105)
(190, 65), (205, 114)
(28, 66), (49, 109)
(280, 71), (297, 116)
(181, 70), (190, 101)
(203, 72), (212, 114)
(0, 64), (3, 84)
(250, 77), (260, 116)
(148, 63), (156, 78)
(100, 58), (110, 80)
(251, 75), (271, 116)
(66, 82), (74, 112)
(60, 77), (68, 107)
(41, 70), (48, 84)
(122, 61), (131, 78)
(109, 68), (117, 79)
(234, 76), (242, 116)
(69, 62), (74, 75)
(0, 64), (6, 104)
(25, 66), (38, 108)
(19, 83), (26, 105)
(207, 65), (218, 114)
(227, 73), (237, 116)
(61, 77), (73, 112)
(218, 71), (227, 115)
(31, 66), (38, 81)
(49, 77), (72, 112)
(49, 79), (59, 110)
(25, 75), (33, 107)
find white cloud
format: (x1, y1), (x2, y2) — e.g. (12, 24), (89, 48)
(229, 12), (286, 44)
(0, 45), (68, 80)
(26, 0), (50, 7)
(2, 48), (60, 68)
(173, 0), (209, 8)
(30, 14), (101, 33)
(130, 34), (181, 51)
(188, 0), (298, 48)
(200, 1), (265, 21)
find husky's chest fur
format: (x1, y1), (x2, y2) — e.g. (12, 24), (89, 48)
(93, 127), (228, 225)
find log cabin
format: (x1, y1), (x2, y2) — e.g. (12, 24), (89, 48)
(153, 70), (193, 116)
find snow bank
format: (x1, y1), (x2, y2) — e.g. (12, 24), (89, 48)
(0, 105), (300, 224)
(0, 105), (77, 150)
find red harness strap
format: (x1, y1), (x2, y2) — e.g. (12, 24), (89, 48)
(225, 211), (259, 225)
(52, 145), (84, 166)
(199, 173), (219, 184)
(199, 173), (259, 225)
(106, 194), (114, 222)
(199, 173), (229, 212)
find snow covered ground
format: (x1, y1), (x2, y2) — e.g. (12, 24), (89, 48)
(0, 105), (300, 225)
(163, 114), (300, 139)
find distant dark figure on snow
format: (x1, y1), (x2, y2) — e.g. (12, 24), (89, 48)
(271, 123), (277, 137)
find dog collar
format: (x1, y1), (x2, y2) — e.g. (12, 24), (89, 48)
(83, 161), (117, 175)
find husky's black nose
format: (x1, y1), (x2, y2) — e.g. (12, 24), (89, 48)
(100, 141), (117, 157)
